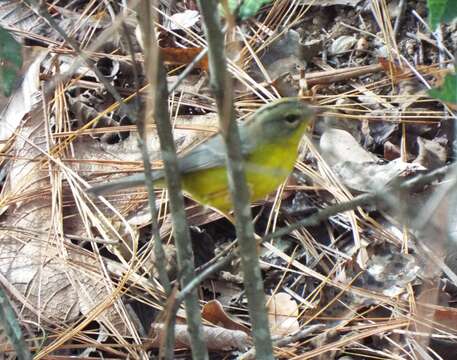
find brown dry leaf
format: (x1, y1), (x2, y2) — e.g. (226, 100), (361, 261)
(149, 323), (250, 351)
(0, 94), (132, 344)
(136, 21), (208, 70)
(202, 300), (250, 334)
(0, 190), (130, 338)
(267, 292), (300, 337)
(161, 47), (208, 71)
(413, 136), (447, 170)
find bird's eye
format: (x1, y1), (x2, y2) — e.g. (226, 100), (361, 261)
(284, 114), (299, 124)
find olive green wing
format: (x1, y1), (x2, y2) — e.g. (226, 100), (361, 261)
(176, 134), (226, 173)
(176, 125), (256, 174)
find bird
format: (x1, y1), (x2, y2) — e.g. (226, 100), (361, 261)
(89, 98), (314, 216)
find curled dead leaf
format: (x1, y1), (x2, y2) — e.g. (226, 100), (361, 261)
(202, 300), (250, 334)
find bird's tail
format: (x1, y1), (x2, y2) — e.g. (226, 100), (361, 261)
(89, 171), (164, 195)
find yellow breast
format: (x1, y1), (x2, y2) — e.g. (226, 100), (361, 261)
(181, 140), (298, 215)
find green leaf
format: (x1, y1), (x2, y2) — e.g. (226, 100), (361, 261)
(427, 0), (457, 30)
(441, 0), (457, 23)
(238, 0), (273, 20)
(428, 71), (457, 104)
(0, 26), (22, 97)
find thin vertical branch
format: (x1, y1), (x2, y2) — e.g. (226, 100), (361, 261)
(137, 1), (208, 359)
(195, 2), (274, 359)
(120, 20), (171, 295)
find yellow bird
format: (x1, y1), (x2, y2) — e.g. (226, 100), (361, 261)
(90, 98), (314, 215)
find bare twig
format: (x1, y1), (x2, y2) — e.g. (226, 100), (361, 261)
(393, 0), (407, 36)
(301, 63), (384, 87)
(178, 255), (233, 303)
(138, 1), (208, 359)
(196, 1), (274, 359)
(120, 20), (171, 294)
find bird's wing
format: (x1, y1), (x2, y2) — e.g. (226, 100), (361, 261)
(177, 134), (227, 173)
(177, 125), (256, 174)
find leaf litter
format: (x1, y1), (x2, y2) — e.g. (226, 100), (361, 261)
(0, 0), (457, 358)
